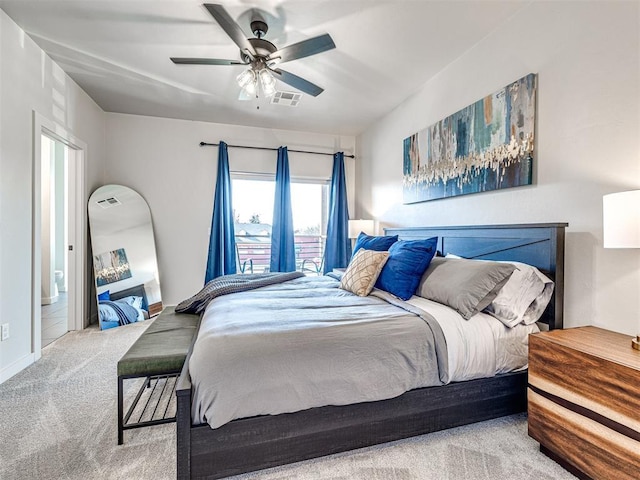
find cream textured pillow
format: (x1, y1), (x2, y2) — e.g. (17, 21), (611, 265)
(340, 249), (389, 296)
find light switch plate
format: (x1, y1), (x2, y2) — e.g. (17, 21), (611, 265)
(1, 323), (9, 341)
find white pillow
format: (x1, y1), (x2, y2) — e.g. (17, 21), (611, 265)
(118, 295), (146, 322)
(485, 261), (554, 327)
(520, 267), (554, 325)
(119, 295), (143, 309)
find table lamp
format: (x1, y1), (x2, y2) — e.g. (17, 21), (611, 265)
(348, 219), (375, 239)
(603, 190), (640, 350)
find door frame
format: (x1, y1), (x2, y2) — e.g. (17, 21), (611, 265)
(32, 111), (87, 359)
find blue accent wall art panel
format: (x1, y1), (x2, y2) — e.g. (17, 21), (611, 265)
(403, 73), (536, 203)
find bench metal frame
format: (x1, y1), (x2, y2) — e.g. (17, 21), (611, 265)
(115, 306), (199, 445)
(117, 370), (181, 445)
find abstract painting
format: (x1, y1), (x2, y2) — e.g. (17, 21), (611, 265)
(403, 73), (537, 203)
(94, 248), (132, 286)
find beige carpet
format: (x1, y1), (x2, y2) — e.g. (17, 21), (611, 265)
(0, 323), (577, 480)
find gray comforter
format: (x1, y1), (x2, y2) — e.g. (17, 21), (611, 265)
(189, 275), (449, 428)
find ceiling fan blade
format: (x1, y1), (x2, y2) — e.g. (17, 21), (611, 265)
(204, 4), (256, 57)
(267, 34), (335, 64)
(171, 57), (246, 65)
(270, 68), (324, 97)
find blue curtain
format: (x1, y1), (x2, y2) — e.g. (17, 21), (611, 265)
(323, 152), (351, 273)
(204, 141), (237, 282)
(270, 147), (296, 272)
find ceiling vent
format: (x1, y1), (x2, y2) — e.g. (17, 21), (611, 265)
(270, 91), (302, 107)
(96, 197), (121, 208)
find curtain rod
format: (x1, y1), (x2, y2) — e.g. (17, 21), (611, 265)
(199, 142), (355, 159)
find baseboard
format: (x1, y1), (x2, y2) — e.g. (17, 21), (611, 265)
(0, 352), (35, 384)
(41, 295), (59, 305)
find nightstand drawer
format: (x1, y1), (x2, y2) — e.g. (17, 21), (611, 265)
(528, 388), (640, 480)
(529, 329), (640, 425)
(528, 327), (640, 479)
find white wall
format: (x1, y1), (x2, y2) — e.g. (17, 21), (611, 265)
(104, 113), (355, 305)
(357, 1), (640, 335)
(0, 9), (105, 382)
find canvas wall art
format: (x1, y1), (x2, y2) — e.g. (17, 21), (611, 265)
(403, 73), (537, 203)
(94, 248), (132, 286)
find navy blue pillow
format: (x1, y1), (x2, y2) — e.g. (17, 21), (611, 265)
(375, 237), (438, 300)
(97, 290), (110, 302)
(352, 233), (398, 257)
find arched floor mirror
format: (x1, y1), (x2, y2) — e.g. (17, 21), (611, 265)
(88, 185), (162, 330)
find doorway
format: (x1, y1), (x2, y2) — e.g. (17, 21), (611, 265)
(40, 135), (69, 347)
(32, 111), (86, 359)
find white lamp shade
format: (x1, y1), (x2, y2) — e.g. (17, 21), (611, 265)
(603, 190), (640, 248)
(348, 219), (375, 238)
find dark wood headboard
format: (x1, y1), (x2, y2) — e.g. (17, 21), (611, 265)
(384, 223), (567, 330)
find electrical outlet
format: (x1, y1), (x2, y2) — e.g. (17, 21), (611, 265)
(1, 324), (9, 341)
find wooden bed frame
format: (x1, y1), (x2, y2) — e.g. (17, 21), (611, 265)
(176, 223), (567, 479)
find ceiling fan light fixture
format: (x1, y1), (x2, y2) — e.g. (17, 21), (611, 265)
(242, 82), (257, 97)
(259, 69), (277, 97)
(237, 68), (256, 89)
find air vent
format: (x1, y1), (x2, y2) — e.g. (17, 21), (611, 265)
(270, 91), (302, 107)
(96, 197), (121, 208)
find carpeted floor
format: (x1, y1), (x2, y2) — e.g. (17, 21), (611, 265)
(0, 323), (577, 480)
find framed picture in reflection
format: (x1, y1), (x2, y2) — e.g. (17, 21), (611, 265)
(94, 248), (132, 287)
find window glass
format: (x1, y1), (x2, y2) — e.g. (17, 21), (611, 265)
(232, 177), (328, 274)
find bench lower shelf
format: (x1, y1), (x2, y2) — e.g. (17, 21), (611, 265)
(118, 373), (179, 445)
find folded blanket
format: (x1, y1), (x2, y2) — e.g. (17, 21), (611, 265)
(99, 300), (140, 326)
(176, 272), (305, 314)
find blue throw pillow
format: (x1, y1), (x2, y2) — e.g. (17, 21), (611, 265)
(97, 290), (110, 302)
(352, 233), (398, 257)
(375, 237), (438, 300)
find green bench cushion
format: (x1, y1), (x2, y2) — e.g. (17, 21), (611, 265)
(117, 306), (199, 377)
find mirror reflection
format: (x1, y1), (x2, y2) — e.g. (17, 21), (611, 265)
(88, 185), (162, 330)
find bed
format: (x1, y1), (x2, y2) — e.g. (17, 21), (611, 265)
(98, 284), (150, 329)
(176, 223), (567, 479)
(110, 284), (150, 309)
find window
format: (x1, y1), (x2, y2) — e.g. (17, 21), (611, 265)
(232, 176), (328, 274)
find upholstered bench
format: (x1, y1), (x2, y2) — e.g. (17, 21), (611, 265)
(117, 306), (199, 444)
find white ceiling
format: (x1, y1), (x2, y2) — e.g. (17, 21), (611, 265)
(0, 0), (527, 136)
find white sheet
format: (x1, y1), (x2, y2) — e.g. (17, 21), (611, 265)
(406, 296), (539, 383)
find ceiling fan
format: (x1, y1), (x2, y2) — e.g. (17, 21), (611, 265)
(171, 4), (336, 98)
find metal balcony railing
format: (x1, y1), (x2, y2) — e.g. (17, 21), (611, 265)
(235, 235), (325, 275)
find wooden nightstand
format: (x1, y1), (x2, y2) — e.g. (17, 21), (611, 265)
(528, 326), (640, 480)
(148, 301), (163, 317)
